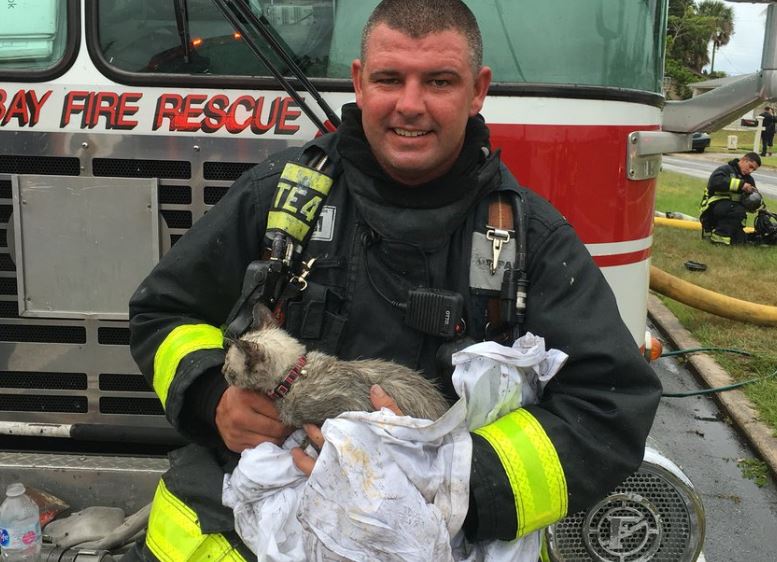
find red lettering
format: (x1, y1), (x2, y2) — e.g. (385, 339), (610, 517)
(2, 90), (30, 126)
(226, 96), (255, 134)
(61, 91), (91, 128)
(92, 91), (119, 129)
(274, 97), (301, 135)
(153, 94), (184, 131)
(250, 96), (279, 134)
(0, 89), (6, 122)
(202, 95), (229, 134)
(26, 90), (52, 127)
(174, 94), (207, 132)
(115, 92), (141, 130)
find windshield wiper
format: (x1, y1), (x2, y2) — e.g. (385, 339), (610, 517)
(173, 0), (192, 64)
(212, 0), (341, 135)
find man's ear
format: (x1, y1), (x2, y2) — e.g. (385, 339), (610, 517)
(251, 302), (279, 330)
(470, 66), (492, 116)
(352, 59), (364, 108)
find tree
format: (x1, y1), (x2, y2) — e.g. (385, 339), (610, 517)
(698, 0), (734, 73)
(665, 0), (734, 99)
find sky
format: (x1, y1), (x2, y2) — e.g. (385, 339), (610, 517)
(704, 2), (769, 75)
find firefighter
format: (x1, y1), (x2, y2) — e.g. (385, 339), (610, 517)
(125, 1), (661, 559)
(760, 106), (775, 157)
(700, 152), (761, 245)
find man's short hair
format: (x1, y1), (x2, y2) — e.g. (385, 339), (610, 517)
(360, 0), (483, 72)
(743, 152), (762, 166)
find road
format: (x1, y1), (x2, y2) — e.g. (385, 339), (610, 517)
(663, 154), (777, 199)
(648, 322), (777, 561)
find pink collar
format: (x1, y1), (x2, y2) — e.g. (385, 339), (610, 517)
(266, 356), (307, 400)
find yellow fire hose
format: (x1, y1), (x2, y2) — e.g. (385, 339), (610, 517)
(649, 266), (777, 326)
(654, 216), (754, 233)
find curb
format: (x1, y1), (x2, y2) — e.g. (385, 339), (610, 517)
(647, 293), (777, 477)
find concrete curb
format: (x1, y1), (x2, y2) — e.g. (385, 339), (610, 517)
(647, 294), (777, 476)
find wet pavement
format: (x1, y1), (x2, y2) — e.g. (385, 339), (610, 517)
(648, 301), (777, 561)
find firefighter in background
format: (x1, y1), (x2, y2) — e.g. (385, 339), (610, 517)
(760, 106), (775, 157)
(700, 152), (761, 245)
(125, 0), (662, 559)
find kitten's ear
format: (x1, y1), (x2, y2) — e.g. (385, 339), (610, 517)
(251, 302), (279, 330)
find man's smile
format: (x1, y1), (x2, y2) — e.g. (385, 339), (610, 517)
(393, 128), (431, 138)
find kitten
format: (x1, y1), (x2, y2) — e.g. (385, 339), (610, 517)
(222, 304), (450, 428)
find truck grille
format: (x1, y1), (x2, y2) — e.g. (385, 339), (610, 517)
(0, 136), (267, 441)
(548, 450), (704, 561)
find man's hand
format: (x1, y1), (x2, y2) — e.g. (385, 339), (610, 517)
(743, 183), (757, 194)
(215, 386), (292, 452)
(291, 384), (404, 476)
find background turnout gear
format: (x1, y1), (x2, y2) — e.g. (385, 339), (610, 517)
(700, 159), (757, 245)
(128, 105), (661, 559)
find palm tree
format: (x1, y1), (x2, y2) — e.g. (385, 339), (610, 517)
(698, 0), (734, 73)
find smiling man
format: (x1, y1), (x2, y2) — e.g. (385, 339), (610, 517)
(126, 1), (661, 560)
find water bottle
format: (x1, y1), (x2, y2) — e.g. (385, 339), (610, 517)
(0, 483), (42, 562)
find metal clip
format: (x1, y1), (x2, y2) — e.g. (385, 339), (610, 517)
(290, 257), (317, 292)
(485, 227), (512, 275)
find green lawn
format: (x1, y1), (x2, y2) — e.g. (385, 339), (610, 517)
(653, 171), (777, 433)
(707, 129), (777, 168)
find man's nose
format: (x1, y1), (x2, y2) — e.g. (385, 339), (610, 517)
(395, 80), (425, 117)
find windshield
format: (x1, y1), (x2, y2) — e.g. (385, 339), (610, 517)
(96, 0), (666, 93)
(0, 0), (71, 73)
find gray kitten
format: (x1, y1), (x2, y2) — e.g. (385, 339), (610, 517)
(222, 305), (450, 427)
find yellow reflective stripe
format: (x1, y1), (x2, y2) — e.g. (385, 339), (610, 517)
(281, 162), (334, 195)
(474, 409), (567, 537)
(153, 324), (223, 409)
(729, 177), (742, 192)
(146, 479), (247, 562)
(267, 210), (310, 241)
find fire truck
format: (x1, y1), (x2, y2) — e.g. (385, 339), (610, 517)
(0, 1), (775, 560)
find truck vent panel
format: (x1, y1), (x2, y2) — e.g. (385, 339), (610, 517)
(0, 277), (17, 295)
(203, 162), (256, 181)
(204, 186), (229, 205)
(0, 371), (87, 390)
(0, 302), (19, 317)
(0, 156), (80, 176)
(0, 181), (10, 199)
(93, 158), (191, 179)
(99, 374), (153, 392)
(0, 394), (87, 413)
(0, 230), (6, 247)
(98, 327), (130, 346)
(170, 235), (182, 246)
(160, 210), (192, 229)
(100, 396), (164, 416)
(0, 325), (86, 343)
(0, 206), (10, 223)
(159, 185), (192, 205)
(0, 254), (15, 271)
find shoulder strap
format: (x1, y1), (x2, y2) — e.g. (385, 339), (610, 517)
(484, 190), (529, 341)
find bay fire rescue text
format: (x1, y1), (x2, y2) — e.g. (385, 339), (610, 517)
(0, 88), (302, 135)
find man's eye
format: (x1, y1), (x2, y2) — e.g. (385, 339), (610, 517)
(377, 78), (400, 85)
(431, 79), (450, 87)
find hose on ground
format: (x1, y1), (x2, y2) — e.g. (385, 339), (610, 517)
(658, 346), (774, 398)
(650, 266), (777, 326)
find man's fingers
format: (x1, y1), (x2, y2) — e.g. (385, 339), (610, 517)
(303, 423), (325, 449)
(370, 384), (404, 415)
(291, 447), (315, 476)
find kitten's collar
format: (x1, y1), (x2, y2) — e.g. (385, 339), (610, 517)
(267, 355), (307, 400)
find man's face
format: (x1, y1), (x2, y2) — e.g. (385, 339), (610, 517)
(740, 158), (759, 175)
(351, 24), (491, 186)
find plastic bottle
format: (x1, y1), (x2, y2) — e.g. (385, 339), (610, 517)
(0, 483), (41, 562)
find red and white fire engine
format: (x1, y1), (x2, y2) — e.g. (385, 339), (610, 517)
(1, 1), (775, 560)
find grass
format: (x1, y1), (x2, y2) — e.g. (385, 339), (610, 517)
(653, 170), (777, 433)
(737, 458), (769, 487)
(706, 129), (777, 168)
